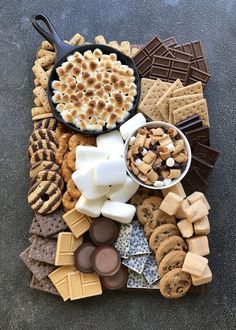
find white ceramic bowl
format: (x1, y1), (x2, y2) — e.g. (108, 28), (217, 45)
(124, 121), (192, 190)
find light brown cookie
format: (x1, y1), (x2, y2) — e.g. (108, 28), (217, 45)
(68, 133), (96, 151)
(130, 187), (162, 207)
(55, 133), (72, 165)
(30, 148), (56, 165)
(55, 122), (68, 141)
(159, 250), (187, 277)
(30, 170), (64, 191)
(67, 179), (81, 199)
(34, 118), (58, 130)
(29, 161), (60, 179)
(144, 209), (176, 239)
(28, 140), (57, 159)
(66, 150), (76, 171)
(149, 224), (180, 252)
(143, 196), (163, 209)
(156, 235), (187, 263)
(28, 181), (62, 214)
(159, 268), (191, 299)
(29, 128), (58, 145)
(61, 154), (72, 182)
(62, 191), (77, 210)
(137, 203), (154, 225)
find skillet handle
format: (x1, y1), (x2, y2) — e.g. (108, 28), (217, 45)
(31, 13), (75, 60)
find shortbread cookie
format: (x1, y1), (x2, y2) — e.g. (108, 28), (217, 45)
(34, 118), (58, 131)
(30, 170), (64, 191)
(29, 129), (58, 146)
(144, 209), (176, 239)
(149, 224), (180, 252)
(30, 148), (56, 165)
(30, 161), (60, 179)
(156, 235), (187, 263)
(32, 113), (54, 121)
(159, 250), (186, 277)
(159, 268), (191, 299)
(28, 181), (62, 215)
(28, 140), (57, 160)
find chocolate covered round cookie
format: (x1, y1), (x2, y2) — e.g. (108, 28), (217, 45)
(30, 170), (64, 191)
(29, 128), (58, 145)
(30, 161), (61, 179)
(28, 140), (57, 160)
(156, 235), (187, 263)
(74, 242), (97, 273)
(159, 268), (191, 299)
(91, 245), (121, 277)
(149, 224), (180, 252)
(100, 265), (128, 290)
(28, 180), (62, 214)
(89, 217), (119, 246)
(159, 250), (187, 277)
(30, 148), (56, 165)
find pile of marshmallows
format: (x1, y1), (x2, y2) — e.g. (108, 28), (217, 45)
(72, 113), (147, 224)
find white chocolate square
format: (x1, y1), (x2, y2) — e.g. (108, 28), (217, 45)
(186, 236), (210, 256)
(96, 130), (125, 158)
(72, 168), (110, 200)
(194, 216), (210, 236)
(119, 113), (146, 140)
(75, 195), (107, 218)
(185, 200), (209, 223)
(75, 146), (109, 170)
(187, 191), (210, 210)
(182, 252), (208, 277)
(177, 219), (194, 238)
(191, 265), (212, 286)
(106, 176), (139, 203)
(159, 192), (183, 215)
(94, 158), (127, 186)
(101, 200), (136, 224)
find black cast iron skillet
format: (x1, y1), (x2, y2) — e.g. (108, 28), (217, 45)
(31, 13), (140, 136)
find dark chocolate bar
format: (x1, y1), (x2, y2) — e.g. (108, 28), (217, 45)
(191, 155), (214, 178)
(174, 40), (208, 72)
(181, 168), (208, 195)
(176, 115), (203, 132)
(188, 67), (211, 86)
(149, 56), (190, 85)
(162, 36), (177, 48)
(176, 114), (201, 128)
(193, 143), (220, 166)
(184, 126), (210, 149)
(133, 36), (174, 77)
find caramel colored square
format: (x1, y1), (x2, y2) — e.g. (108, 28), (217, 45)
(186, 236), (210, 256)
(191, 265), (212, 286)
(55, 232), (83, 266)
(63, 208), (91, 238)
(160, 192), (183, 215)
(182, 252), (208, 277)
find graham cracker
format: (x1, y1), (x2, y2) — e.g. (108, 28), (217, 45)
(49, 265), (76, 301)
(68, 271), (102, 301)
(173, 99), (209, 126)
(138, 79), (170, 121)
(157, 79), (183, 121)
(139, 78), (156, 104)
(172, 81), (203, 97)
(55, 232), (83, 266)
(20, 246), (55, 281)
(169, 93), (203, 124)
(29, 236), (57, 265)
(30, 275), (59, 296)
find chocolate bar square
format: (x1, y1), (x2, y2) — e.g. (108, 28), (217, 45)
(181, 168), (208, 195)
(193, 143), (220, 166)
(191, 155), (214, 179)
(184, 126), (210, 149)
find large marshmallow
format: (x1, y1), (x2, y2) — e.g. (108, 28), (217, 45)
(107, 176), (139, 202)
(75, 146), (109, 170)
(101, 200), (136, 224)
(75, 194), (107, 218)
(119, 113), (146, 140)
(96, 130), (125, 158)
(72, 167), (110, 200)
(94, 158), (127, 185)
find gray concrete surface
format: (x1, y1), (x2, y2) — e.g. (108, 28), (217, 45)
(0, 0), (236, 329)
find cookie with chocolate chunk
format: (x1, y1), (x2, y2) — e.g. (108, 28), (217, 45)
(159, 250), (186, 277)
(149, 224), (180, 252)
(159, 268), (191, 299)
(156, 235), (187, 263)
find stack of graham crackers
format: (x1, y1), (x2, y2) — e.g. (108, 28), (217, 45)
(138, 79), (209, 127)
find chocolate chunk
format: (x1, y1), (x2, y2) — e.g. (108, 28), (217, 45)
(162, 36), (177, 48)
(133, 36), (174, 77)
(169, 48), (193, 62)
(188, 67), (211, 86)
(149, 56), (190, 85)
(74, 242), (97, 273)
(184, 126), (210, 149)
(100, 265), (128, 290)
(91, 245), (121, 277)
(181, 168), (208, 195)
(193, 143), (220, 166)
(89, 217), (119, 245)
(191, 155), (214, 178)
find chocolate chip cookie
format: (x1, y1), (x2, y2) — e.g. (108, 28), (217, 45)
(144, 209), (176, 239)
(156, 235), (187, 263)
(159, 268), (191, 299)
(149, 224), (180, 252)
(159, 250), (187, 277)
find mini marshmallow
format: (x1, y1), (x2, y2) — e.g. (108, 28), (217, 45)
(166, 157), (175, 167)
(101, 200), (136, 224)
(75, 146), (109, 170)
(96, 130), (124, 158)
(129, 136), (136, 145)
(154, 181), (164, 188)
(163, 179), (172, 186)
(119, 113), (146, 140)
(135, 158), (142, 166)
(107, 176), (139, 203)
(94, 158), (127, 186)
(75, 194), (107, 218)
(166, 143), (175, 152)
(141, 148), (148, 156)
(72, 168), (110, 200)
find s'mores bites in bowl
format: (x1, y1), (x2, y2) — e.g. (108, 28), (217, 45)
(51, 47), (139, 134)
(124, 121), (191, 189)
